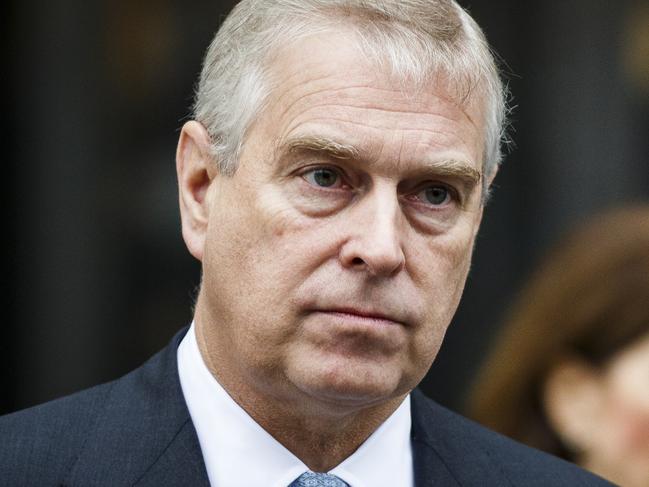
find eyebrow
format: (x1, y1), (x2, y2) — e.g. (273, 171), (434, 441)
(423, 158), (482, 186)
(282, 135), (360, 160)
(279, 135), (481, 185)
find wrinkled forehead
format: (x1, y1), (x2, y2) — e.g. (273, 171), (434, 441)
(261, 29), (486, 143)
(238, 31), (485, 185)
(262, 25), (488, 137)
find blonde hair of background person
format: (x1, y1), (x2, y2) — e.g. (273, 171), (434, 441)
(468, 205), (649, 487)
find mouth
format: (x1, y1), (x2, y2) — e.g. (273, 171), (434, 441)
(312, 307), (406, 327)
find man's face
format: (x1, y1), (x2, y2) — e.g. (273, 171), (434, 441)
(194, 31), (486, 410)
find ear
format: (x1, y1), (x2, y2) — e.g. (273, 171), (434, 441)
(485, 164), (499, 189)
(176, 121), (218, 261)
(542, 357), (604, 452)
(481, 164), (499, 205)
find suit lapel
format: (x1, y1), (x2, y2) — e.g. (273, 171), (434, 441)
(134, 419), (210, 486)
(64, 328), (210, 486)
(411, 390), (462, 486)
(410, 389), (513, 487)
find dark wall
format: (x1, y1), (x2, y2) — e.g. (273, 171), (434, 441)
(4, 0), (649, 415)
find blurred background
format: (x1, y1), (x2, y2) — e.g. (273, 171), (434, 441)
(3, 0), (648, 416)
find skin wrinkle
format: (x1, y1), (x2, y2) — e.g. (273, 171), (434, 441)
(274, 83), (378, 124)
(285, 113), (473, 137)
(281, 114), (479, 156)
(272, 71), (475, 117)
(269, 69), (485, 150)
(269, 40), (482, 132)
(279, 89), (477, 129)
(395, 132), (407, 183)
(278, 93), (482, 145)
(266, 30), (376, 119)
(268, 24), (477, 113)
(315, 98), (477, 119)
(281, 116), (464, 152)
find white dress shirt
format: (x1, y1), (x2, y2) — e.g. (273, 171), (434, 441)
(177, 323), (414, 487)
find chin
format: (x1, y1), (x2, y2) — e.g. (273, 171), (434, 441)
(290, 357), (408, 409)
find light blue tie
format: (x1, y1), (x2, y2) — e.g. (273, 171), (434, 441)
(289, 471), (350, 487)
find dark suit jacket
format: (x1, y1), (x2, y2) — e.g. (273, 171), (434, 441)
(1, 328), (613, 486)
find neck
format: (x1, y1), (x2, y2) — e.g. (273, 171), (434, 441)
(194, 312), (407, 472)
(250, 397), (405, 472)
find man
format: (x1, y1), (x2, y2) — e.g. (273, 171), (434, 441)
(1, 1), (611, 486)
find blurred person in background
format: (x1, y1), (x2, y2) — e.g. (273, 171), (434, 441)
(468, 205), (649, 487)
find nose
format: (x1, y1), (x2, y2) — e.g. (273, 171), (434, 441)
(339, 185), (405, 277)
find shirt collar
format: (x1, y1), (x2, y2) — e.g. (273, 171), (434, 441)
(178, 322), (413, 487)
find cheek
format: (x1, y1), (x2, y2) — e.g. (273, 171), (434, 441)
(625, 411), (649, 452)
(599, 350), (649, 454)
(410, 225), (476, 299)
(407, 320), (446, 376)
(208, 184), (332, 313)
(610, 386), (649, 451)
(402, 240), (474, 379)
(403, 227), (476, 362)
(604, 396), (649, 457)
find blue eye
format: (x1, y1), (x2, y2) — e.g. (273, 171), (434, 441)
(419, 185), (451, 206)
(303, 168), (342, 188)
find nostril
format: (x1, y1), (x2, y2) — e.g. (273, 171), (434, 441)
(352, 257), (365, 266)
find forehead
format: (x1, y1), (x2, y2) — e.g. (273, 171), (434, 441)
(255, 30), (485, 174)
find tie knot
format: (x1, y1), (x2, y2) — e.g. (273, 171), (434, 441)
(289, 471), (349, 487)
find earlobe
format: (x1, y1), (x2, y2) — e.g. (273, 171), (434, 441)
(176, 121), (216, 261)
(542, 357), (603, 452)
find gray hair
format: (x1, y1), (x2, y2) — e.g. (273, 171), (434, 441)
(193, 0), (508, 189)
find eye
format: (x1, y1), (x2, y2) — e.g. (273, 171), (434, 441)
(415, 184), (453, 206)
(302, 167), (344, 188)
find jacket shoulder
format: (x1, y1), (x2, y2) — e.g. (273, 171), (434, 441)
(0, 327), (202, 486)
(411, 389), (614, 486)
(0, 380), (114, 485)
